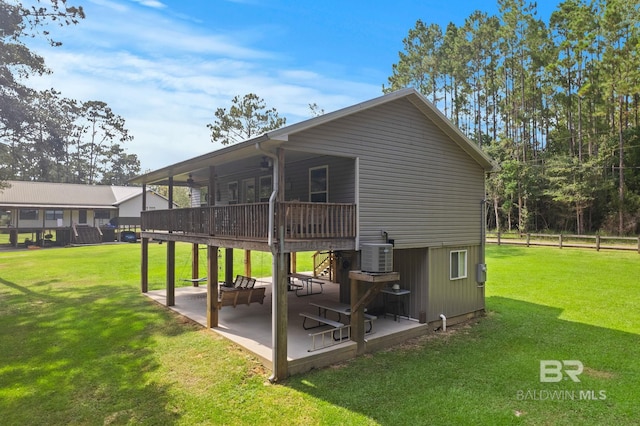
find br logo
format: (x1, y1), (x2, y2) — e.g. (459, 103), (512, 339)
(540, 360), (583, 383)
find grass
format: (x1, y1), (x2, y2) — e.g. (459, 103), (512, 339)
(1, 243), (639, 425)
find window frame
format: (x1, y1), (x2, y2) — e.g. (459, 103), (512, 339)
(259, 175), (272, 202)
(450, 250), (468, 280)
(19, 209), (38, 221)
(94, 209), (111, 220)
(228, 181), (238, 205)
(45, 210), (64, 221)
(309, 165), (328, 203)
(242, 177), (255, 203)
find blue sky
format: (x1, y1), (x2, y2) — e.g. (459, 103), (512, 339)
(29, 0), (556, 171)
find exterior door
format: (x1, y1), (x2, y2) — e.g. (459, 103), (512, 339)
(78, 209), (87, 225)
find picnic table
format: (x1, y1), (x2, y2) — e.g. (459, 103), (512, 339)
(288, 273), (323, 297)
(308, 301), (376, 332)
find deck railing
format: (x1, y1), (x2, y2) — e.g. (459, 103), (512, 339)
(141, 201), (356, 241)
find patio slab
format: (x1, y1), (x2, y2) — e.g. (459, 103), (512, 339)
(144, 276), (429, 374)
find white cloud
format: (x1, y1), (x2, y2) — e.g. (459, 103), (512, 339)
(130, 0), (167, 9)
(26, 0), (381, 171)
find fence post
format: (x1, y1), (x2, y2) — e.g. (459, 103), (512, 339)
(559, 234), (563, 249)
(596, 235), (601, 251)
(526, 233), (530, 247)
(497, 231), (501, 245)
(637, 236), (639, 254)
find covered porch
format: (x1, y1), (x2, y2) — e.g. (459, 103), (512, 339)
(143, 277), (428, 375)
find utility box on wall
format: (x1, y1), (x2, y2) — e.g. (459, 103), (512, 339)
(476, 263), (487, 284)
(361, 243), (393, 273)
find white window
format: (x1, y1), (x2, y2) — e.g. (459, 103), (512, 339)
(45, 210), (64, 220)
(450, 250), (467, 280)
(309, 165), (328, 202)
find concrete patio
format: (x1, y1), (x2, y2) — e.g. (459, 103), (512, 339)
(144, 276), (429, 375)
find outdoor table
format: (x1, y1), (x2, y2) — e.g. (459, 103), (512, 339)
(288, 273), (323, 296)
(309, 301), (374, 332)
(381, 287), (411, 321)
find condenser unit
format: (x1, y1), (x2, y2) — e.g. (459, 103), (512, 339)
(361, 243), (393, 273)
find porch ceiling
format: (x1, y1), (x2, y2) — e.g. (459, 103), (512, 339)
(133, 144), (322, 188)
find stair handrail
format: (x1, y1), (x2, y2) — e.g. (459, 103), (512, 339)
(312, 250), (334, 281)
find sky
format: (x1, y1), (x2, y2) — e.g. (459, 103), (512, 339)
(28, 0), (556, 172)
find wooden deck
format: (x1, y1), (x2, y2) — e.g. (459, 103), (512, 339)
(141, 201), (357, 252)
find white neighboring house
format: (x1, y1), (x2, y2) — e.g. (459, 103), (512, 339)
(0, 180), (171, 246)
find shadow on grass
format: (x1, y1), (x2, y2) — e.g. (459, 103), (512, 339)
(486, 244), (528, 259)
(0, 277), (187, 425)
(285, 296), (640, 425)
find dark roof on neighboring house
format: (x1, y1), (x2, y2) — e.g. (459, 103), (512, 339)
(0, 181), (144, 209)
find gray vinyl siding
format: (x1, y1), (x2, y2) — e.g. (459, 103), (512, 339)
(288, 97), (485, 250)
(427, 245), (484, 322)
(284, 156), (355, 203)
(392, 248), (428, 320)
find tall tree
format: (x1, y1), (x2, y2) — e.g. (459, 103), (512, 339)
(207, 93), (286, 145)
(0, 1), (84, 145)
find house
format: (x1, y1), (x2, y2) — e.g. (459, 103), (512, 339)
(130, 88), (497, 380)
(0, 181), (170, 246)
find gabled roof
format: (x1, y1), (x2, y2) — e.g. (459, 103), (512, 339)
(0, 181), (147, 209)
(130, 88), (497, 186)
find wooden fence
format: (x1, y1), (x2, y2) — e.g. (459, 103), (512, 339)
(487, 232), (640, 253)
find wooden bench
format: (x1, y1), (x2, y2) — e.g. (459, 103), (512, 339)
(221, 274), (256, 289)
(218, 287), (265, 309)
(299, 312), (344, 330)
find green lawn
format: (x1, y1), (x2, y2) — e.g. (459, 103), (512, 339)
(0, 243), (639, 425)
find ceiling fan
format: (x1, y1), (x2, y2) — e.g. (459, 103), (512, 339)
(260, 156), (273, 171)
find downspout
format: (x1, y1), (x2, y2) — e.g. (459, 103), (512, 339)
(478, 197), (487, 287)
(255, 143), (278, 248)
(440, 314), (447, 332)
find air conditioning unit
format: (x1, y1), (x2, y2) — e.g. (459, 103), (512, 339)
(361, 243), (393, 273)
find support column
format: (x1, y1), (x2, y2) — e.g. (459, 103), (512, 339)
(271, 147), (288, 382)
(207, 245), (219, 328)
(348, 271), (400, 355)
(191, 243), (199, 286)
(225, 248), (234, 285)
(271, 232), (288, 381)
(166, 177), (175, 306)
(244, 249), (251, 277)
(166, 241), (175, 306)
(141, 184), (148, 293)
(141, 238), (149, 293)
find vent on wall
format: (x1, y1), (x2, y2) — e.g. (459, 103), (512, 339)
(361, 243), (393, 273)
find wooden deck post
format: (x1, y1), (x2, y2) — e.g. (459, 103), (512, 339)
(349, 271), (400, 355)
(207, 245), (219, 328)
(191, 243), (199, 286)
(244, 249), (251, 277)
(271, 147), (288, 382)
(141, 184), (148, 293)
(166, 177), (175, 306)
(141, 237), (148, 293)
(225, 248), (234, 286)
(166, 240), (175, 306)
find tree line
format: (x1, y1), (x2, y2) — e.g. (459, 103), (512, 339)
(385, 0), (640, 235)
(0, 0), (140, 185)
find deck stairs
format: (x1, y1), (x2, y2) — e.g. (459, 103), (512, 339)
(72, 225), (103, 245)
(313, 251), (334, 280)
